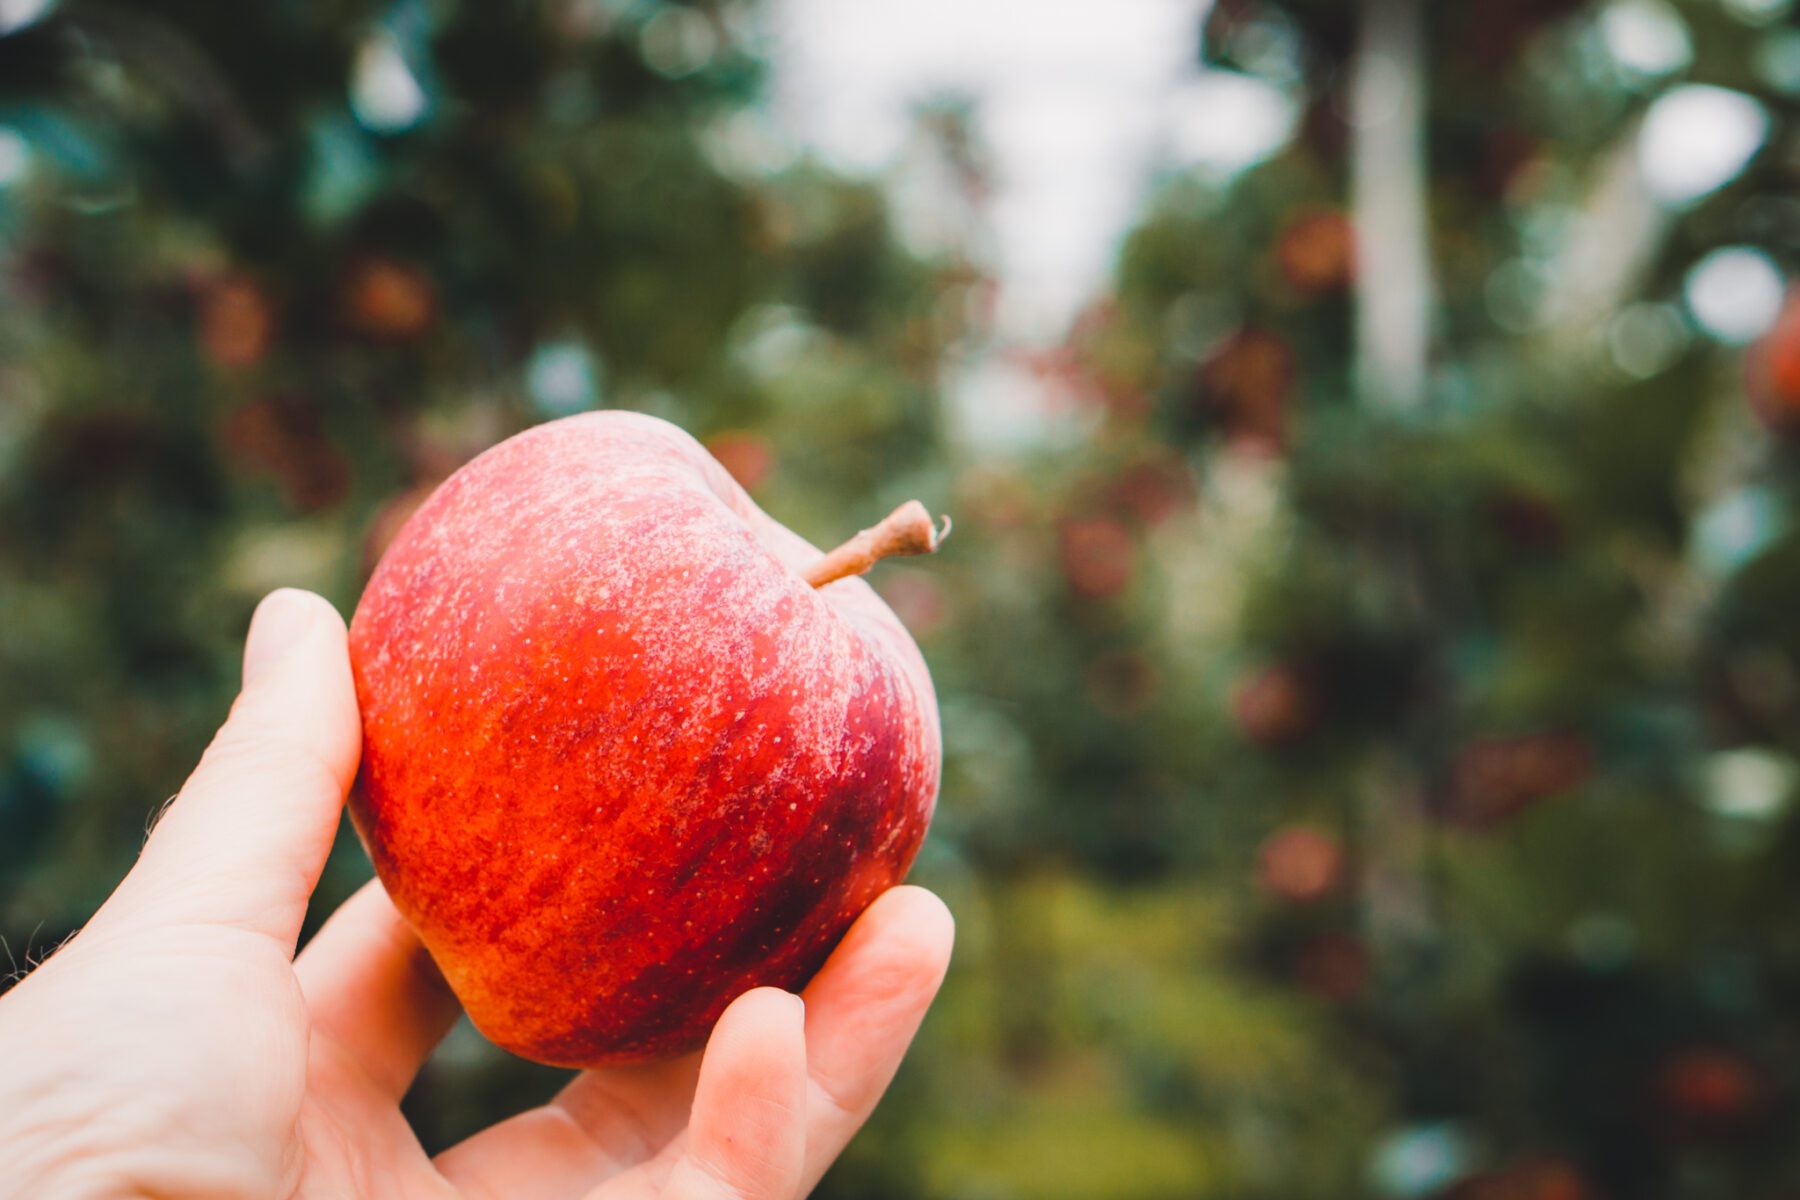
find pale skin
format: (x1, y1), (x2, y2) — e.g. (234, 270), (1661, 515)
(0, 589), (955, 1199)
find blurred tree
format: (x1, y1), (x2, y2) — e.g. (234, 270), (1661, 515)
(10, 0), (1800, 1198)
(972, 0), (1800, 1195)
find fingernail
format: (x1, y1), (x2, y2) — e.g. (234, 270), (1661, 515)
(787, 992), (806, 1023)
(243, 589), (318, 687)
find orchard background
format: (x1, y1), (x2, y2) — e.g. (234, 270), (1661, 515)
(6, 1), (1800, 1196)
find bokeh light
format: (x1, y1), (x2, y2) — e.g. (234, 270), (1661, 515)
(1637, 85), (1768, 206)
(1684, 246), (1785, 344)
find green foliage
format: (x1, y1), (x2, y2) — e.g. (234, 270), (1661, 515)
(9, 0), (1800, 1197)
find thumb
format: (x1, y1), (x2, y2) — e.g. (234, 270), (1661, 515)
(94, 589), (362, 949)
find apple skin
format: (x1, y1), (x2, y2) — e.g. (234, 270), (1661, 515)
(347, 412), (941, 1067)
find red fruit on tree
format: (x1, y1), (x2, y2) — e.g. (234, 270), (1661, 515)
(1197, 327), (1294, 454)
(1257, 824), (1343, 902)
(343, 256), (436, 342)
(1104, 454), (1194, 528)
(1443, 732), (1591, 828)
(221, 395), (350, 512)
(1747, 294), (1800, 435)
(1506, 1158), (1593, 1200)
(1451, 1158), (1593, 1200)
(1657, 1048), (1765, 1133)
(349, 412), (948, 1065)
(1276, 209), (1356, 295)
(703, 430), (776, 492)
(199, 274), (275, 368)
(1233, 663), (1321, 748)
(1057, 516), (1136, 598)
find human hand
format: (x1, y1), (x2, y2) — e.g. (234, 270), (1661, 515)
(0, 588), (954, 1199)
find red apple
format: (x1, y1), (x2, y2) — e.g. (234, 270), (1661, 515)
(703, 429), (776, 492)
(348, 411), (944, 1066)
(1275, 208), (1355, 296)
(1748, 292), (1800, 436)
(1656, 1048), (1765, 1134)
(342, 256), (436, 342)
(1442, 731), (1591, 828)
(198, 274), (275, 368)
(1233, 662), (1320, 749)
(1257, 824), (1342, 903)
(1057, 515), (1136, 598)
(1197, 327), (1294, 454)
(1450, 1158), (1592, 1200)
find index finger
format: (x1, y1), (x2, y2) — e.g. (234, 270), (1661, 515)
(795, 885), (954, 1193)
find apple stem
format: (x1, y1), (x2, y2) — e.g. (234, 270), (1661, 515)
(802, 500), (952, 589)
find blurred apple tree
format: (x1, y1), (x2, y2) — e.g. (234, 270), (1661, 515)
(8, 1), (1800, 1198)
